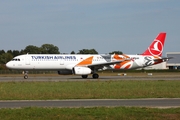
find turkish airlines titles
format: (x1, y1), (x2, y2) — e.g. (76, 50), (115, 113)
(31, 56), (77, 60)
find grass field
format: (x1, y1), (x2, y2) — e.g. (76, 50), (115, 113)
(1, 72), (180, 119)
(0, 107), (180, 120)
(0, 80), (180, 100)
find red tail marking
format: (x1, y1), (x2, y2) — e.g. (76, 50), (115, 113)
(142, 32), (166, 56)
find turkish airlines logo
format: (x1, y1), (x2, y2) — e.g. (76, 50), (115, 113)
(148, 39), (163, 56)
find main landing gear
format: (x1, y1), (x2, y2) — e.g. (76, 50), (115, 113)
(92, 73), (99, 79)
(81, 73), (99, 79)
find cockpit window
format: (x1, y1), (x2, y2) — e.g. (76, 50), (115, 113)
(12, 58), (20, 61)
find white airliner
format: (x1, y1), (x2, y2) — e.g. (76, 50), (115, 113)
(6, 32), (170, 79)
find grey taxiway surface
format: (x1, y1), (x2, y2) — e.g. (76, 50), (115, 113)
(0, 99), (180, 108)
(1, 74), (180, 82)
(0, 75), (180, 108)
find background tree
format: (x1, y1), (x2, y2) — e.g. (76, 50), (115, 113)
(0, 50), (5, 55)
(109, 51), (123, 55)
(0, 53), (13, 64)
(20, 49), (25, 54)
(7, 50), (13, 55)
(12, 50), (20, 57)
(71, 51), (75, 54)
(77, 49), (98, 54)
(24, 45), (41, 54)
(40, 44), (60, 54)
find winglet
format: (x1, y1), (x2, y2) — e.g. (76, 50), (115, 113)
(141, 32), (166, 56)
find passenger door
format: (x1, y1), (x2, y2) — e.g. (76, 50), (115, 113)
(25, 55), (31, 65)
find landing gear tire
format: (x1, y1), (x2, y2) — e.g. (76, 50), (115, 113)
(23, 71), (29, 79)
(92, 73), (99, 79)
(24, 75), (28, 79)
(82, 75), (88, 78)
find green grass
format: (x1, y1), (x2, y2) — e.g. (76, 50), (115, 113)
(1, 80), (180, 119)
(0, 80), (180, 100)
(0, 107), (180, 120)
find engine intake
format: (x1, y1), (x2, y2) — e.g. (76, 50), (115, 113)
(73, 67), (91, 75)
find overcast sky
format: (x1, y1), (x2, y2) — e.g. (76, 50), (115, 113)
(0, 0), (180, 55)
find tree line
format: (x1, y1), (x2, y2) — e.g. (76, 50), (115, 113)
(0, 44), (122, 69)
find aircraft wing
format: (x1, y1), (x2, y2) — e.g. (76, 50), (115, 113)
(78, 60), (126, 69)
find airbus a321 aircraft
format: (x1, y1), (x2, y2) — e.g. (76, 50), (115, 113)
(6, 32), (170, 79)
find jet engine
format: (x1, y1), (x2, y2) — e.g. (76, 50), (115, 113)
(73, 67), (91, 75)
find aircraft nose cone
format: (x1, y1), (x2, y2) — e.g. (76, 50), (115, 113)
(6, 62), (12, 69)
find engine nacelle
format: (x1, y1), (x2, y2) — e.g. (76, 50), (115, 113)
(58, 70), (73, 75)
(73, 67), (91, 75)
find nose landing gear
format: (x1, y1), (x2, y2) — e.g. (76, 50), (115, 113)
(23, 71), (28, 79)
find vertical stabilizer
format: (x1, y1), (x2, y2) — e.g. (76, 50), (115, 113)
(141, 32), (166, 56)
